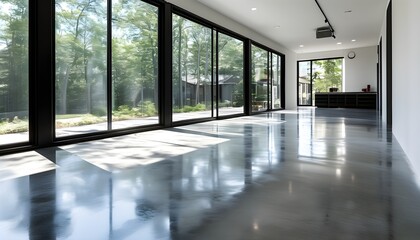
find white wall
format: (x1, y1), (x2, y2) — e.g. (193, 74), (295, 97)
(297, 46), (378, 92)
(166, 0), (297, 110)
(392, 0), (420, 179)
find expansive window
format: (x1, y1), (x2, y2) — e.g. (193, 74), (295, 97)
(112, 1), (159, 129)
(172, 14), (212, 122)
(55, 0), (159, 137)
(271, 53), (282, 109)
(217, 33), (244, 116)
(0, 1), (29, 146)
(297, 58), (343, 106)
(55, 0), (108, 137)
(0, 1), (287, 154)
(312, 59), (343, 93)
(251, 45), (268, 112)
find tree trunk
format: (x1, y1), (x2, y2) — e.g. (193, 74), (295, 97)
(184, 37), (188, 106)
(59, 65), (70, 114)
(195, 42), (200, 105)
(178, 23), (183, 108)
(203, 35), (210, 105)
(151, 39), (158, 113)
(85, 55), (91, 114)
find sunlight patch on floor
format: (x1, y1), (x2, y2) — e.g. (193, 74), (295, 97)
(0, 152), (57, 181)
(61, 130), (228, 172)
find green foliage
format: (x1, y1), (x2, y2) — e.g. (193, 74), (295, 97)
(55, 0), (159, 117)
(218, 33), (244, 77)
(0, 0), (29, 115)
(0, 117), (28, 134)
(255, 95), (267, 101)
(138, 101), (157, 117)
(113, 105), (133, 117)
(55, 0), (108, 115)
(91, 107), (107, 117)
(252, 46), (268, 82)
(56, 114), (87, 119)
(313, 59), (343, 92)
(55, 114), (106, 129)
(173, 103), (206, 113)
(218, 100), (231, 108)
(112, 0), (158, 107)
(112, 101), (157, 120)
(172, 15), (212, 107)
(232, 80), (244, 107)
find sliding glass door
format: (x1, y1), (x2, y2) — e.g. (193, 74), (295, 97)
(251, 45), (269, 112)
(55, 0), (160, 137)
(271, 53), (282, 109)
(251, 45), (284, 112)
(216, 32), (244, 117)
(298, 58), (343, 106)
(172, 14), (212, 122)
(55, 0), (108, 137)
(111, 1), (159, 129)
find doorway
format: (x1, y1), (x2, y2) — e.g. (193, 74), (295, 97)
(297, 58), (344, 106)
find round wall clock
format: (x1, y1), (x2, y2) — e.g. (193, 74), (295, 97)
(347, 51), (356, 59)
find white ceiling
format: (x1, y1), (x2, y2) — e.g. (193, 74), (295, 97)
(195, 0), (389, 53)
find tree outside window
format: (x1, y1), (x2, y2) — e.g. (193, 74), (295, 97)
(312, 59), (343, 93)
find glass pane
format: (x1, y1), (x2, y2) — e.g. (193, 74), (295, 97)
(272, 54), (282, 109)
(298, 61), (311, 105)
(217, 33), (244, 116)
(112, 1), (159, 129)
(0, 1), (29, 145)
(251, 45), (268, 112)
(312, 59), (343, 93)
(55, 0), (108, 137)
(172, 15), (212, 122)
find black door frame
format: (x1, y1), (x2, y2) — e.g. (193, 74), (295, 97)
(297, 60), (313, 106)
(386, 0), (393, 127)
(377, 38), (383, 114)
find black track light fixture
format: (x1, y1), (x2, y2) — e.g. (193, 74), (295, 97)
(315, 0), (336, 39)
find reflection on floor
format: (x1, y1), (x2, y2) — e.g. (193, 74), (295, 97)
(1, 108), (420, 239)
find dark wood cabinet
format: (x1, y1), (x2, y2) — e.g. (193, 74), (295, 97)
(315, 92), (376, 109)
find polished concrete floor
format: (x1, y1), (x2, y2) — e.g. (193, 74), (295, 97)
(1, 108), (420, 240)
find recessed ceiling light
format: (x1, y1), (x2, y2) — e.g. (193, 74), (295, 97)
(299, 45), (304, 48)
(251, 8), (257, 11)
(345, 10), (352, 13)
(351, 39), (356, 42)
(274, 26), (281, 29)
(337, 42), (342, 45)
